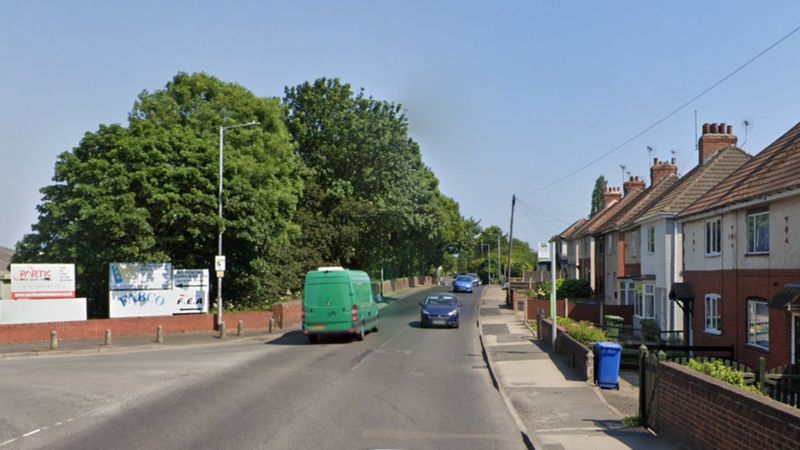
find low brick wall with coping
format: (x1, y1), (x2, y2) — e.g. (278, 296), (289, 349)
(656, 362), (800, 449)
(538, 317), (594, 383)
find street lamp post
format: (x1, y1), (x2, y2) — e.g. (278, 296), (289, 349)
(217, 121), (259, 328)
(481, 243), (491, 284)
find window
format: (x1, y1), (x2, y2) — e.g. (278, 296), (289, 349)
(631, 230), (640, 257)
(620, 280), (635, 305)
(747, 212), (769, 254)
(635, 283), (655, 318)
(747, 299), (769, 349)
(704, 294), (722, 334)
(705, 219), (721, 255)
(646, 227), (655, 253)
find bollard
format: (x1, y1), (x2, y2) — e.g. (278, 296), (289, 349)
(268, 317), (274, 334)
(219, 321), (226, 339)
(156, 325), (164, 344)
(237, 320), (243, 337)
(104, 329), (112, 346)
(50, 330), (58, 350)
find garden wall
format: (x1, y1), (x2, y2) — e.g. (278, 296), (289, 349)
(538, 317), (594, 383)
(656, 362), (800, 450)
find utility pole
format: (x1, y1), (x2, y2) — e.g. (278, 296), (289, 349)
(506, 194), (516, 304)
(497, 234), (501, 284)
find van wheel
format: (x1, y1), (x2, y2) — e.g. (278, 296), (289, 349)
(308, 334), (318, 344)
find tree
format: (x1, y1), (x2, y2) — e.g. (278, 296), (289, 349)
(15, 72), (303, 315)
(590, 175), (607, 217)
(284, 78), (460, 277)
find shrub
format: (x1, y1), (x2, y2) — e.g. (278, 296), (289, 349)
(556, 316), (575, 327)
(686, 359), (763, 396)
(565, 320), (607, 346)
(640, 319), (660, 343)
(558, 279), (593, 298)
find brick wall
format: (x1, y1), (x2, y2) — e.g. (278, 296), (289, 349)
(657, 362), (800, 450)
(0, 310), (277, 345)
(526, 299), (633, 326)
(538, 317), (594, 382)
(684, 268), (797, 368)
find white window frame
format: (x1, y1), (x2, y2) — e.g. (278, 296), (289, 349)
(646, 227), (655, 254)
(620, 280), (635, 305)
(747, 212), (769, 254)
(704, 294), (722, 334)
(747, 299), (769, 350)
(635, 283), (655, 318)
(705, 219), (721, 256)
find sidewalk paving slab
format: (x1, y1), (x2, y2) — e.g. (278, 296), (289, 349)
(478, 285), (679, 450)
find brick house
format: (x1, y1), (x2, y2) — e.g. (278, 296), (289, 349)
(625, 126), (751, 339)
(557, 218), (586, 280)
(676, 121), (800, 368)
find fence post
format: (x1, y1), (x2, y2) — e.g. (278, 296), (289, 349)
(639, 344), (648, 423)
(657, 350), (666, 362)
(759, 357), (768, 395)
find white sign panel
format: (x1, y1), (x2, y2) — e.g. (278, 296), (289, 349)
(110, 289), (176, 318)
(0, 298), (87, 324)
(214, 256), (226, 272)
(173, 269), (209, 314)
(109, 263), (173, 291)
(537, 243), (550, 263)
(10, 264), (76, 299)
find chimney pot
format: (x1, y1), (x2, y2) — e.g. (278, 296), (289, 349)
(703, 123), (710, 133)
(726, 124), (733, 134)
(671, 157), (676, 164)
(712, 123), (719, 133)
(698, 120), (738, 165)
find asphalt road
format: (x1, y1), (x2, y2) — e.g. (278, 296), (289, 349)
(0, 286), (525, 450)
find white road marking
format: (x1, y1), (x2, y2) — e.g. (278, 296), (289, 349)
(54, 422), (63, 426)
(23, 429), (41, 437)
(1, 439), (17, 446)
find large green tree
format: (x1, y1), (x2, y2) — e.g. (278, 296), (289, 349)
(284, 78), (461, 278)
(590, 175), (607, 217)
(15, 73), (303, 315)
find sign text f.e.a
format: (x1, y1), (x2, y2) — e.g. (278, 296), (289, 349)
(10, 264), (76, 299)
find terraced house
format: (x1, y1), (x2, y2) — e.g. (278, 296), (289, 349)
(675, 121), (800, 368)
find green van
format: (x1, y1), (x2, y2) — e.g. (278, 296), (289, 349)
(302, 267), (379, 343)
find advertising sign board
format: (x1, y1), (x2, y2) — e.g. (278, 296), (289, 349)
(537, 242), (551, 263)
(10, 264), (76, 299)
(173, 269), (209, 314)
(109, 263), (172, 291)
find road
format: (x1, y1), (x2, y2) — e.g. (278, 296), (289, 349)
(0, 286), (525, 449)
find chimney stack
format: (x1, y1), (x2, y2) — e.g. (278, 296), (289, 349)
(623, 176), (646, 195)
(603, 186), (622, 208)
(699, 122), (737, 165)
(650, 159), (678, 185)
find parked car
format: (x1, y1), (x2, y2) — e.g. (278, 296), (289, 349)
(465, 273), (481, 286)
(452, 275), (474, 293)
(302, 267), (379, 343)
(419, 293), (461, 328)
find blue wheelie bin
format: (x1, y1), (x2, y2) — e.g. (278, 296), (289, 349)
(595, 342), (622, 389)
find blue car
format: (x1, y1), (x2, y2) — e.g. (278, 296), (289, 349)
(452, 275), (474, 293)
(419, 294), (461, 328)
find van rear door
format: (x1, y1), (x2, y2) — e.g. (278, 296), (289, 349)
(303, 279), (352, 332)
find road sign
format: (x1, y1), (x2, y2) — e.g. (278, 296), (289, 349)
(215, 255), (226, 272)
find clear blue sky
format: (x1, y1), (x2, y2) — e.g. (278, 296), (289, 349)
(2, 1), (800, 250)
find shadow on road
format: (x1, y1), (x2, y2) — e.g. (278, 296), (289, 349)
(265, 330), (366, 346)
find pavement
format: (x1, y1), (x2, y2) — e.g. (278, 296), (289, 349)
(478, 285), (679, 450)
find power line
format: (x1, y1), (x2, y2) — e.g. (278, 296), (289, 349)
(519, 23), (800, 197)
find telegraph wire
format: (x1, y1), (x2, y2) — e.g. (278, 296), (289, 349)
(518, 23), (800, 198)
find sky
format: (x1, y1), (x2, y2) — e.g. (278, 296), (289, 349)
(2, 1), (800, 251)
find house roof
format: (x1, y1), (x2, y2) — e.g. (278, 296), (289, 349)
(0, 246), (13, 274)
(571, 197), (624, 240)
(582, 189), (644, 235)
(679, 121), (800, 219)
(611, 175), (680, 232)
(637, 147), (751, 223)
(558, 218), (587, 240)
